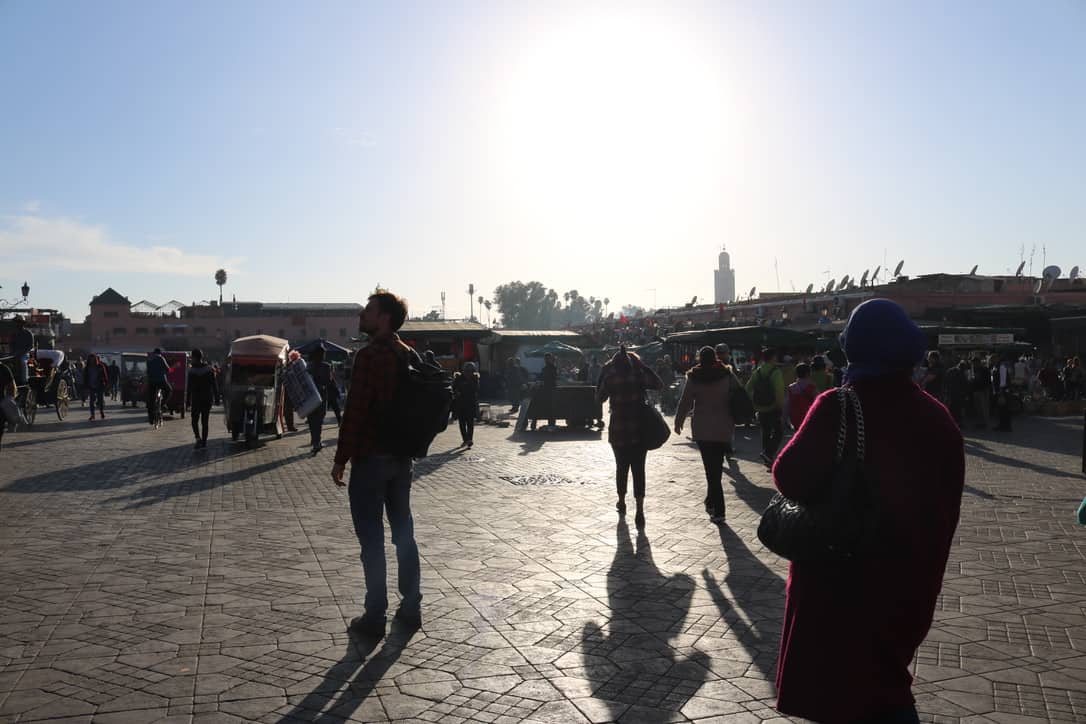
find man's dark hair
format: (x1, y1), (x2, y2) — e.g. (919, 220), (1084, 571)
(369, 291), (408, 331)
(191, 348), (203, 362)
(762, 347), (778, 361)
(795, 362), (811, 378)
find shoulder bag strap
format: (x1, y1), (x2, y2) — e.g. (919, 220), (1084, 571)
(834, 387), (849, 463)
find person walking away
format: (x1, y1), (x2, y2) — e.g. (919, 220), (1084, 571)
(532, 352), (558, 430)
(993, 354), (1013, 432)
(971, 356), (991, 428)
(107, 359), (120, 400)
(331, 290), (422, 638)
(809, 355), (834, 393)
(785, 362), (817, 431)
(772, 298), (964, 724)
(1, 361), (16, 452)
(944, 360), (969, 427)
(747, 348), (786, 469)
(307, 346), (333, 455)
(186, 348), (219, 448)
(453, 362), (480, 447)
(146, 349), (172, 424)
(326, 366), (343, 426)
(597, 346), (662, 528)
(82, 353), (109, 421)
(674, 346), (735, 523)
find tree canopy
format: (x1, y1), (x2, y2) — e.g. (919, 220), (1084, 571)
(492, 281), (612, 329)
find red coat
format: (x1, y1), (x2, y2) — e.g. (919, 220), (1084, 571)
(771, 376), (964, 722)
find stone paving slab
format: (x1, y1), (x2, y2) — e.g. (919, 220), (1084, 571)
(1, 403), (1084, 723)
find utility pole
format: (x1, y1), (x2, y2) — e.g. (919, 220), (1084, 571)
(468, 284), (475, 321)
(440, 291), (446, 320)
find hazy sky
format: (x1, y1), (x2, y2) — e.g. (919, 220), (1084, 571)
(2, 0), (1084, 321)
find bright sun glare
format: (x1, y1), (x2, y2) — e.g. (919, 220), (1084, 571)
(493, 12), (731, 241)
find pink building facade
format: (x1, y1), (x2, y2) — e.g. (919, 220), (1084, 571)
(84, 288), (362, 359)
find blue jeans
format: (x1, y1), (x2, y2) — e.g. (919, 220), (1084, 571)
(88, 387), (105, 416)
(348, 455), (421, 617)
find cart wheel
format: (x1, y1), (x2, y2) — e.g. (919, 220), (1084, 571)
(25, 388), (37, 426)
(56, 380), (69, 421)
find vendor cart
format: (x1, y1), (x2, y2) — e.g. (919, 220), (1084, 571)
(520, 382), (602, 431)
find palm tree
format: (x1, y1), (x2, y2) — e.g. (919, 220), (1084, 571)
(214, 269), (227, 305)
(483, 299), (492, 327)
(477, 295), (484, 322)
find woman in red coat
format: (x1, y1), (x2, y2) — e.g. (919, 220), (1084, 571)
(772, 299), (964, 723)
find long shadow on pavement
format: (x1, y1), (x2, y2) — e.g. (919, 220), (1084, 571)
(275, 624), (419, 723)
(724, 461), (776, 513)
(702, 524), (786, 685)
(964, 439), (1081, 479)
(580, 520), (709, 723)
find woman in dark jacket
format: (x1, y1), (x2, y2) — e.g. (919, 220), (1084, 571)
(82, 353), (109, 421)
(306, 347), (334, 455)
(771, 299), (964, 723)
(597, 347), (662, 528)
(453, 361), (480, 447)
(186, 348), (220, 448)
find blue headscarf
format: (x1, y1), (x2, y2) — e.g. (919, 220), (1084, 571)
(840, 298), (927, 383)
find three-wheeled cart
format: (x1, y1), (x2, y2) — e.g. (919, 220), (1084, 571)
(223, 335), (287, 446)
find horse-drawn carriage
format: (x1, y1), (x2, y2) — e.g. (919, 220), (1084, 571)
(3, 350), (73, 426)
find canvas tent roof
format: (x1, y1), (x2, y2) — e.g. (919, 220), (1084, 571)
(228, 335), (289, 362)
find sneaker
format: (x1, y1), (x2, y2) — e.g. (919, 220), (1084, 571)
(194, 440), (202, 449)
(616, 500), (627, 516)
(348, 614), (386, 638)
(466, 441), (473, 448)
(393, 608), (422, 629)
(99, 412), (105, 420)
(709, 512), (726, 524)
(89, 415), (96, 422)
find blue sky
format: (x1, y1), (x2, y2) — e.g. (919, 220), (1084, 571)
(1, 0), (1083, 321)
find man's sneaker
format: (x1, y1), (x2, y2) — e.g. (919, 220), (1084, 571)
(393, 608), (422, 629)
(348, 614), (386, 638)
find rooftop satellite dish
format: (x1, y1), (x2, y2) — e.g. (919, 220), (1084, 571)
(748, 286), (757, 299)
(840, 274), (851, 288)
(1034, 278), (1044, 294)
(691, 295), (698, 306)
(969, 264), (978, 275)
(859, 270), (869, 287)
(893, 260), (905, 277)
(1043, 265), (1061, 281)
(825, 279), (836, 292)
(805, 283), (814, 294)
(1014, 261), (1026, 277)
(1070, 265), (1081, 281)
(871, 265), (881, 284)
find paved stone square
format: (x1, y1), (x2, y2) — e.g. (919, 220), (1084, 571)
(1, 402), (1084, 723)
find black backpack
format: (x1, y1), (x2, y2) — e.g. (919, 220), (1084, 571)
(380, 349), (453, 458)
(752, 365), (779, 407)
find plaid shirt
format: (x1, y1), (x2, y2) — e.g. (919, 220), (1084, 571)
(597, 357), (661, 447)
(335, 333), (409, 465)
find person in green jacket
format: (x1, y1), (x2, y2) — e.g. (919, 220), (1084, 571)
(746, 347), (786, 468)
(810, 355), (834, 393)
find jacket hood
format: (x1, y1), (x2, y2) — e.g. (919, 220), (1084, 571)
(687, 363), (730, 383)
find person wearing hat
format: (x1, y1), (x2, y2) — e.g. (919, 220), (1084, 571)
(10, 316), (34, 387)
(770, 298), (964, 724)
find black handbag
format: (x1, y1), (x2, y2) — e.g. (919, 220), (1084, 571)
(639, 398), (670, 450)
(637, 364), (671, 450)
(756, 387), (878, 562)
(728, 372), (755, 423)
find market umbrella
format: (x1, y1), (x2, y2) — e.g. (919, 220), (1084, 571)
(295, 338), (352, 362)
(525, 341), (584, 359)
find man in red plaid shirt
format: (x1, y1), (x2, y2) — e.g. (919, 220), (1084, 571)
(332, 291), (421, 638)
